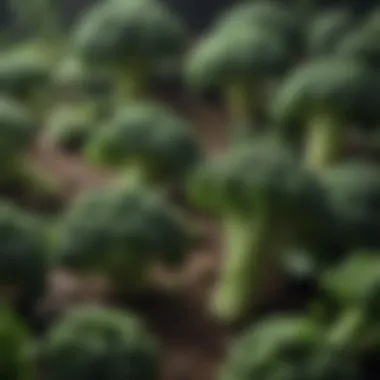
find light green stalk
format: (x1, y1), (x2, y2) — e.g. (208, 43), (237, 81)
(211, 213), (282, 322)
(115, 64), (148, 103)
(304, 114), (344, 171)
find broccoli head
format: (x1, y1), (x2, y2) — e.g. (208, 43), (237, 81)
(185, 26), (294, 139)
(38, 305), (159, 380)
(0, 201), (49, 302)
(45, 104), (100, 154)
(84, 103), (201, 186)
(0, 308), (33, 380)
(270, 58), (380, 170)
(56, 184), (190, 292)
(71, 0), (188, 101)
(187, 138), (331, 321)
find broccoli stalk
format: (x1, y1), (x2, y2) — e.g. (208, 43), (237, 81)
(188, 139), (328, 322)
(270, 58), (379, 171)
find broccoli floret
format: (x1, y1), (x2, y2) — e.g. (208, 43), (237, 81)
(270, 58), (380, 170)
(185, 26), (294, 141)
(0, 47), (52, 120)
(319, 162), (380, 251)
(71, 0), (188, 102)
(38, 305), (159, 380)
(84, 103), (201, 187)
(0, 308), (33, 380)
(220, 315), (322, 380)
(0, 201), (49, 303)
(187, 138), (330, 322)
(56, 184), (190, 292)
(307, 8), (356, 57)
(45, 105), (100, 154)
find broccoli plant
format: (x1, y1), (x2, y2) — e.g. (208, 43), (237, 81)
(56, 183), (191, 293)
(185, 25), (294, 141)
(38, 305), (159, 380)
(270, 58), (380, 171)
(45, 104), (100, 155)
(0, 200), (50, 305)
(319, 162), (380, 252)
(71, 0), (188, 102)
(219, 315), (323, 380)
(187, 138), (330, 322)
(0, 308), (33, 380)
(0, 47), (52, 121)
(84, 103), (201, 187)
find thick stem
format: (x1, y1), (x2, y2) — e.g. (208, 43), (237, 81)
(115, 64), (148, 104)
(225, 83), (258, 144)
(304, 115), (343, 171)
(210, 214), (279, 322)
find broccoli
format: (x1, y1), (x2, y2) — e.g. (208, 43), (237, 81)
(185, 26), (294, 141)
(71, 0), (188, 102)
(38, 305), (159, 380)
(45, 104), (100, 154)
(0, 200), (49, 304)
(319, 162), (380, 252)
(84, 103), (201, 187)
(0, 47), (52, 121)
(0, 308), (33, 380)
(56, 183), (190, 292)
(270, 58), (379, 170)
(307, 8), (356, 57)
(219, 314), (323, 380)
(187, 138), (330, 322)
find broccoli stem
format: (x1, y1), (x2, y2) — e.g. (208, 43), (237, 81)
(116, 64), (148, 102)
(225, 83), (257, 143)
(211, 213), (279, 322)
(304, 114), (343, 170)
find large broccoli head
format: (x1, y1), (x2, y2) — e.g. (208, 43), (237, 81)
(188, 138), (331, 321)
(0, 98), (37, 182)
(71, 0), (188, 101)
(0, 201), (49, 302)
(85, 103), (201, 186)
(270, 58), (380, 170)
(38, 305), (159, 380)
(0, 308), (33, 380)
(56, 184), (190, 291)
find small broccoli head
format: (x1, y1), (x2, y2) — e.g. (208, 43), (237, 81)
(45, 105), (99, 154)
(56, 184), (190, 291)
(220, 315), (321, 380)
(270, 58), (380, 169)
(0, 98), (36, 180)
(71, 0), (188, 100)
(307, 8), (355, 57)
(0, 201), (49, 302)
(0, 308), (33, 380)
(319, 162), (380, 251)
(38, 305), (159, 380)
(85, 103), (201, 186)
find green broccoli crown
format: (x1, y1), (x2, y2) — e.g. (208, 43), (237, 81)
(185, 26), (293, 91)
(0, 201), (49, 295)
(85, 103), (201, 183)
(0, 48), (51, 100)
(0, 308), (32, 380)
(307, 8), (355, 57)
(38, 305), (159, 380)
(0, 98), (36, 162)
(220, 315), (321, 380)
(188, 139), (329, 232)
(270, 58), (380, 131)
(319, 162), (380, 251)
(71, 0), (188, 67)
(45, 105), (98, 154)
(56, 184), (190, 284)
(322, 251), (380, 320)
